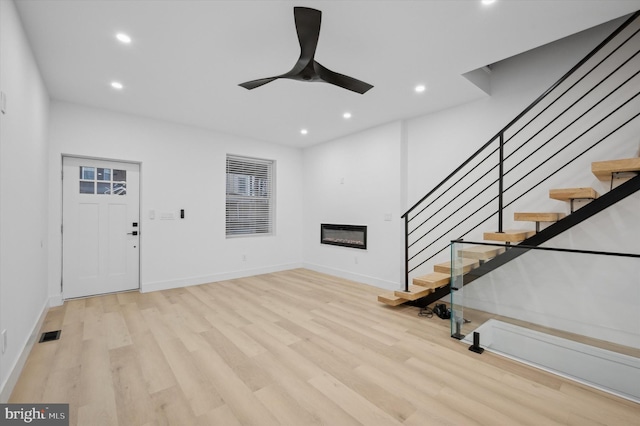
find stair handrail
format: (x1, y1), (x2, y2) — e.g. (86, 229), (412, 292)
(401, 10), (640, 290)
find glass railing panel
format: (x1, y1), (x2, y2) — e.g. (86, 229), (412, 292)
(450, 239), (640, 403)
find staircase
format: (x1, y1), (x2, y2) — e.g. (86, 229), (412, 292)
(378, 157), (640, 306)
(378, 10), (640, 307)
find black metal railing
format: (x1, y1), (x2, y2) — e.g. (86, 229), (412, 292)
(402, 11), (640, 290)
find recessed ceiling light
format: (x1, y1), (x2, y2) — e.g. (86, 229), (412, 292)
(111, 81), (124, 90)
(300, 129), (308, 135)
(343, 112), (352, 119)
(415, 84), (426, 93)
(116, 33), (132, 44)
(481, 0), (496, 5)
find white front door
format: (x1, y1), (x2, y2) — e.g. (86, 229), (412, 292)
(62, 157), (140, 299)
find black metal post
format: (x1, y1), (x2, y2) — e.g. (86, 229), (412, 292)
(498, 133), (504, 233)
(452, 317), (465, 340)
(469, 331), (484, 354)
(404, 216), (409, 292)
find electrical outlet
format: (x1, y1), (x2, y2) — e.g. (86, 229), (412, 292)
(242, 254), (247, 262)
(354, 256), (359, 264)
(1, 329), (7, 354)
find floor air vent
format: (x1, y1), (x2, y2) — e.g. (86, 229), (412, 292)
(39, 330), (61, 343)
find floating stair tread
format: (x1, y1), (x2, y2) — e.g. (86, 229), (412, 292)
(483, 229), (536, 242)
(394, 285), (432, 301)
(549, 187), (599, 201)
(458, 245), (506, 261)
(377, 293), (406, 306)
(413, 272), (450, 289)
(514, 212), (566, 222)
(591, 158), (640, 181)
(434, 258), (479, 274)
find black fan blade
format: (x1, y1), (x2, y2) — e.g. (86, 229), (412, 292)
(239, 7), (373, 94)
(239, 77), (279, 90)
(294, 7), (321, 64)
(314, 62), (373, 94)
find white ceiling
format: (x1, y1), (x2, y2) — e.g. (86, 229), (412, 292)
(13, 0), (640, 148)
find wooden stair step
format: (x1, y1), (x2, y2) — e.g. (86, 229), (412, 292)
(592, 157), (640, 181)
(514, 212), (566, 222)
(458, 245), (505, 261)
(483, 229), (536, 243)
(394, 285), (432, 301)
(433, 258), (479, 274)
(377, 293), (406, 306)
(549, 187), (599, 201)
(412, 272), (450, 290)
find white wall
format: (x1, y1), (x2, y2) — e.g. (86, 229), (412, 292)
(302, 122), (404, 290)
(0, 0), (51, 401)
(47, 101), (304, 298)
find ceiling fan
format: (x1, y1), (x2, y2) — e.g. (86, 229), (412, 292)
(239, 7), (373, 94)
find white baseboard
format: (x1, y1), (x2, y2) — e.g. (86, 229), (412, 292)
(141, 263), (304, 293)
(302, 262), (401, 290)
(0, 299), (49, 403)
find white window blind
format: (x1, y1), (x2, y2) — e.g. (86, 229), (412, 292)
(226, 155), (274, 236)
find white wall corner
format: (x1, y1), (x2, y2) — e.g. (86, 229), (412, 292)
(462, 66), (492, 96)
(48, 294), (63, 308)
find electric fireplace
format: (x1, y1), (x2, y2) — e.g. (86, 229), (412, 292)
(320, 224), (367, 250)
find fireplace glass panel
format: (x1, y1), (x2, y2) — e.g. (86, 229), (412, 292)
(320, 224), (367, 250)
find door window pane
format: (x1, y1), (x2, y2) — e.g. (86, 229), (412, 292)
(80, 167), (95, 180)
(97, 168), (111, 181)
(113, 169), (127, 183)
(113, 183), (127, 195)
(80, 181), (95, 194)
(97, 182), (111, 194)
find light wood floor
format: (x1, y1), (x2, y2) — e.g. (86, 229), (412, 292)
(10, 269), (640, 425)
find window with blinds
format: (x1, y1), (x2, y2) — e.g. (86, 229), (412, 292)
(226, 155), (274, 236)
